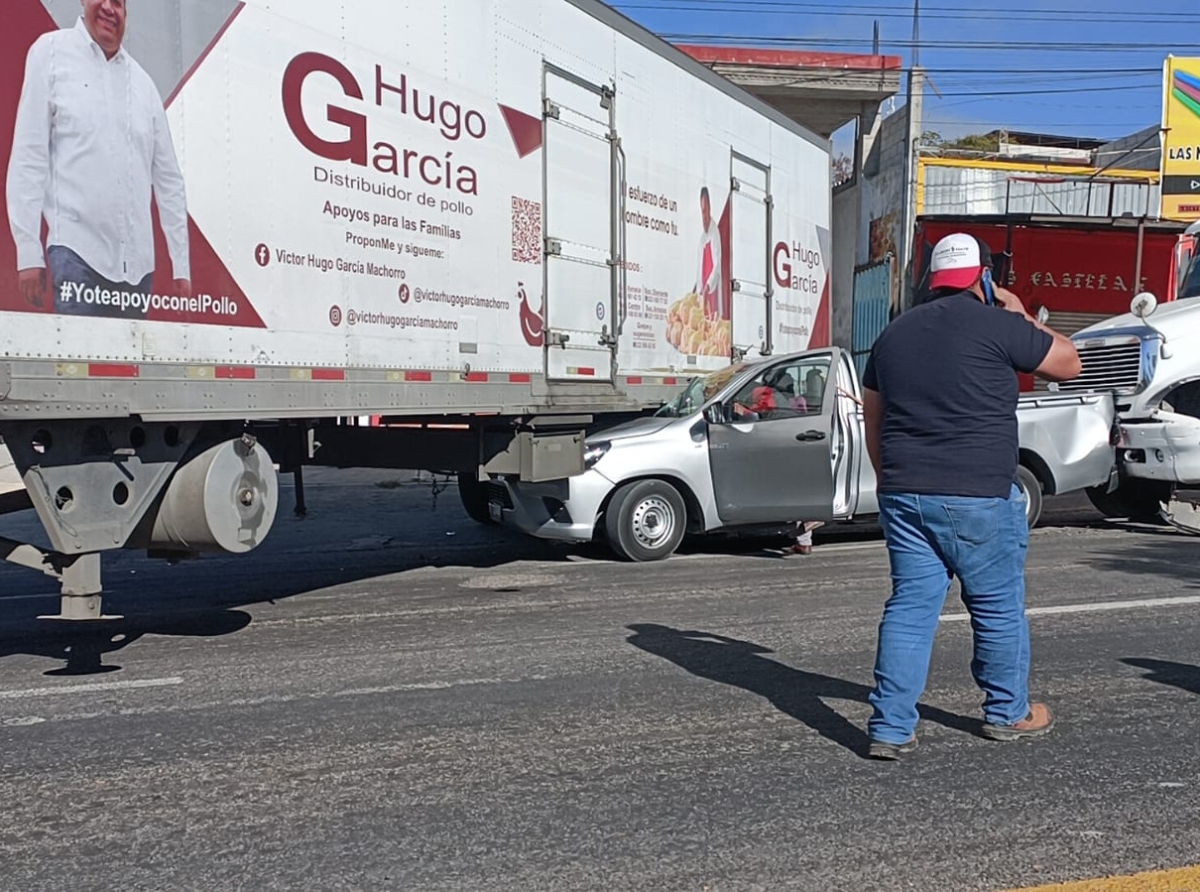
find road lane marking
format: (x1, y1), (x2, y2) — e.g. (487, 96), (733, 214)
(941, 594), (1200, 623)
(0, 674), (551, 725)
(0, 676), (183, 700)
(1003, 863), (1200, 891)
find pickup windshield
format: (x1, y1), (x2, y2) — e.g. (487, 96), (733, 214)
(655, 362), (749, 418)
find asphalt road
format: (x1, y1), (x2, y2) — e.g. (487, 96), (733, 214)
(2, 473), (1200, 891)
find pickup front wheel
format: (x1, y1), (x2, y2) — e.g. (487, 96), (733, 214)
(604, 479), (687, 562)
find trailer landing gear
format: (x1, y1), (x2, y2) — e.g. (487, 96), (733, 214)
(0, 544), (119, 620)
(0, 420), (279, 622)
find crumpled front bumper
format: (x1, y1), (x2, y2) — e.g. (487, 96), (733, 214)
(1118, 411), (1200, 484)
(488, 469), (614, 542)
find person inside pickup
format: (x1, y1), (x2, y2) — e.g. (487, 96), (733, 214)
(732, 367), (808, 421)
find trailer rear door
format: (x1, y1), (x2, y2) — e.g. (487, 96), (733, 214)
(542, 65), (619, 383)
(730, 153), (773, 357)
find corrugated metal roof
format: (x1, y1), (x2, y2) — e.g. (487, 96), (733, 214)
(921, 165), (1158, 218)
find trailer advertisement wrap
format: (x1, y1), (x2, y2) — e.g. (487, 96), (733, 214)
(1, 0), (829, 379)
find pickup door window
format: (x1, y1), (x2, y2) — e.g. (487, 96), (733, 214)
(708, 352), (838, 525)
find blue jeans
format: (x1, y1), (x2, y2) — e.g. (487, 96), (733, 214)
(868, 484), (1031, 744)
(48, 245), (153, 319)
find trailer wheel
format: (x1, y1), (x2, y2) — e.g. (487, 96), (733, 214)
(457, 473), (494, 525)
(1086, 479), (1174, 525)
(1016, 465), (1043, 529)
(604, 479), (687, 562)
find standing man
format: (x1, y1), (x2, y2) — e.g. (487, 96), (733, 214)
(7, 0), (191, 317)
(693, 186), (724, 321)
(862, 233), (1081, 761)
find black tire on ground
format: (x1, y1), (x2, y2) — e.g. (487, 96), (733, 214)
(457, 472), (494, 525)
(1016, 464), (1044, 529)
(1085, 479), (1175, 524)
(604, 479), (687, 562)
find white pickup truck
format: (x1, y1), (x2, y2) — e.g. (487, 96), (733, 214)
(482, 346), (1117, 560)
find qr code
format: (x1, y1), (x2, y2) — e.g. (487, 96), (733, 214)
(511, 196), (542, 264)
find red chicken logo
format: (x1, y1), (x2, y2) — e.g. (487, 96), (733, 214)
(518, 282), (544, 347)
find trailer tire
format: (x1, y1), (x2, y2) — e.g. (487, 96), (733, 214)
(1016, 465), (1044, 529)
(1085, 479), (1174, 525)
(604, 479), (687, 562)
(457, 473), (494, 525)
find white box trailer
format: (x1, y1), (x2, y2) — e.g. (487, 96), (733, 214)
(0, 0), (831, 618)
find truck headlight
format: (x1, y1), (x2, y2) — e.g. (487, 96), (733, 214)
(583, 442), (611, 469)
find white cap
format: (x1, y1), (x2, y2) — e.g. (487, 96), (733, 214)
(929, 232), (987, 291)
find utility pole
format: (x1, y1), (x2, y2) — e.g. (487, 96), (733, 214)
(901, 0), (924, 310)
(911, 0), (920, 68)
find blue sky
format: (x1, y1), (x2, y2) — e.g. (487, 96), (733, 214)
(612, 0), (1192, 148)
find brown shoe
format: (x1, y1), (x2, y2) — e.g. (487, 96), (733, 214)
(981, 702), (1055, 741)
(868, 736), (918, 761)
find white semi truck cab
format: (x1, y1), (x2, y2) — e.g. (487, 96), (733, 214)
(1065, 246), (1200, 531)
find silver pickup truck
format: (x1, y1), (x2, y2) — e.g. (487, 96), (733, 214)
(480, 346), (1116, 561)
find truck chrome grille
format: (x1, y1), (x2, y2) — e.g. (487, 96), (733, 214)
(1059, 339), (1143, 393)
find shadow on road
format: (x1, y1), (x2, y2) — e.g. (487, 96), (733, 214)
(625, 623), (980, 758)
(1122, 658), (1200, 696)
(1085, 537), (1200, 589)
(0, 610), (253, 677)
(0, 495), (566, 676)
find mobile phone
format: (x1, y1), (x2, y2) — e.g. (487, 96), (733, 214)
(981, 268), (996, 306)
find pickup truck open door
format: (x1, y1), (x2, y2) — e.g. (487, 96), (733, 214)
(706, 348), (841, 525)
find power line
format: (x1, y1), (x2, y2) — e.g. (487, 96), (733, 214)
(911, 68), (1159, 75)
(918, 82), (1159, 98)
(615, 0), (1200, 19)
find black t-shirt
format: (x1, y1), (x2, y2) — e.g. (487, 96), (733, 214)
(862, 292), (1053, 499)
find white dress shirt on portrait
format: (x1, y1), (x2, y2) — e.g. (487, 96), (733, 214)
(694, 219), (722, 313)
(6, 17), (190, 286)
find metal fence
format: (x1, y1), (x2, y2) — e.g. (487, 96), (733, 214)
(920, 165), (1158, 218)
(851, 256), (894, 378)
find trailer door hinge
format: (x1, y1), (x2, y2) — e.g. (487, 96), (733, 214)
(545, 237), (562, 256)
(543, 99), (560, 120)
(546, 330), (570, 348)
(731, 279), (742, 292)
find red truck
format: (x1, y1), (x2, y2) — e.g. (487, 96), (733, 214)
(913, 214), (1188, 389)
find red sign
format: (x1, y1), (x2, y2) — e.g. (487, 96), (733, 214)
(915, 221), (1179, 317)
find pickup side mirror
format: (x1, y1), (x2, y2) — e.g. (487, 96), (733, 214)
(704, 403), (728, 425)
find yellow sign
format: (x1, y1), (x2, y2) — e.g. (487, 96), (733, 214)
(1003, 862), (1200, 891)
(1162, 56), (1200, 220)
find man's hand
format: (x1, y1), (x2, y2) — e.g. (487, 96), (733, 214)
(992, 285), (1030, 319)
(173, 278), (192, 298)
(17, 268), (45, 308)
(993, 285), (1084, 382)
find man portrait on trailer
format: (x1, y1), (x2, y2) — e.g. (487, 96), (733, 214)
(6, 0), (191, 318)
